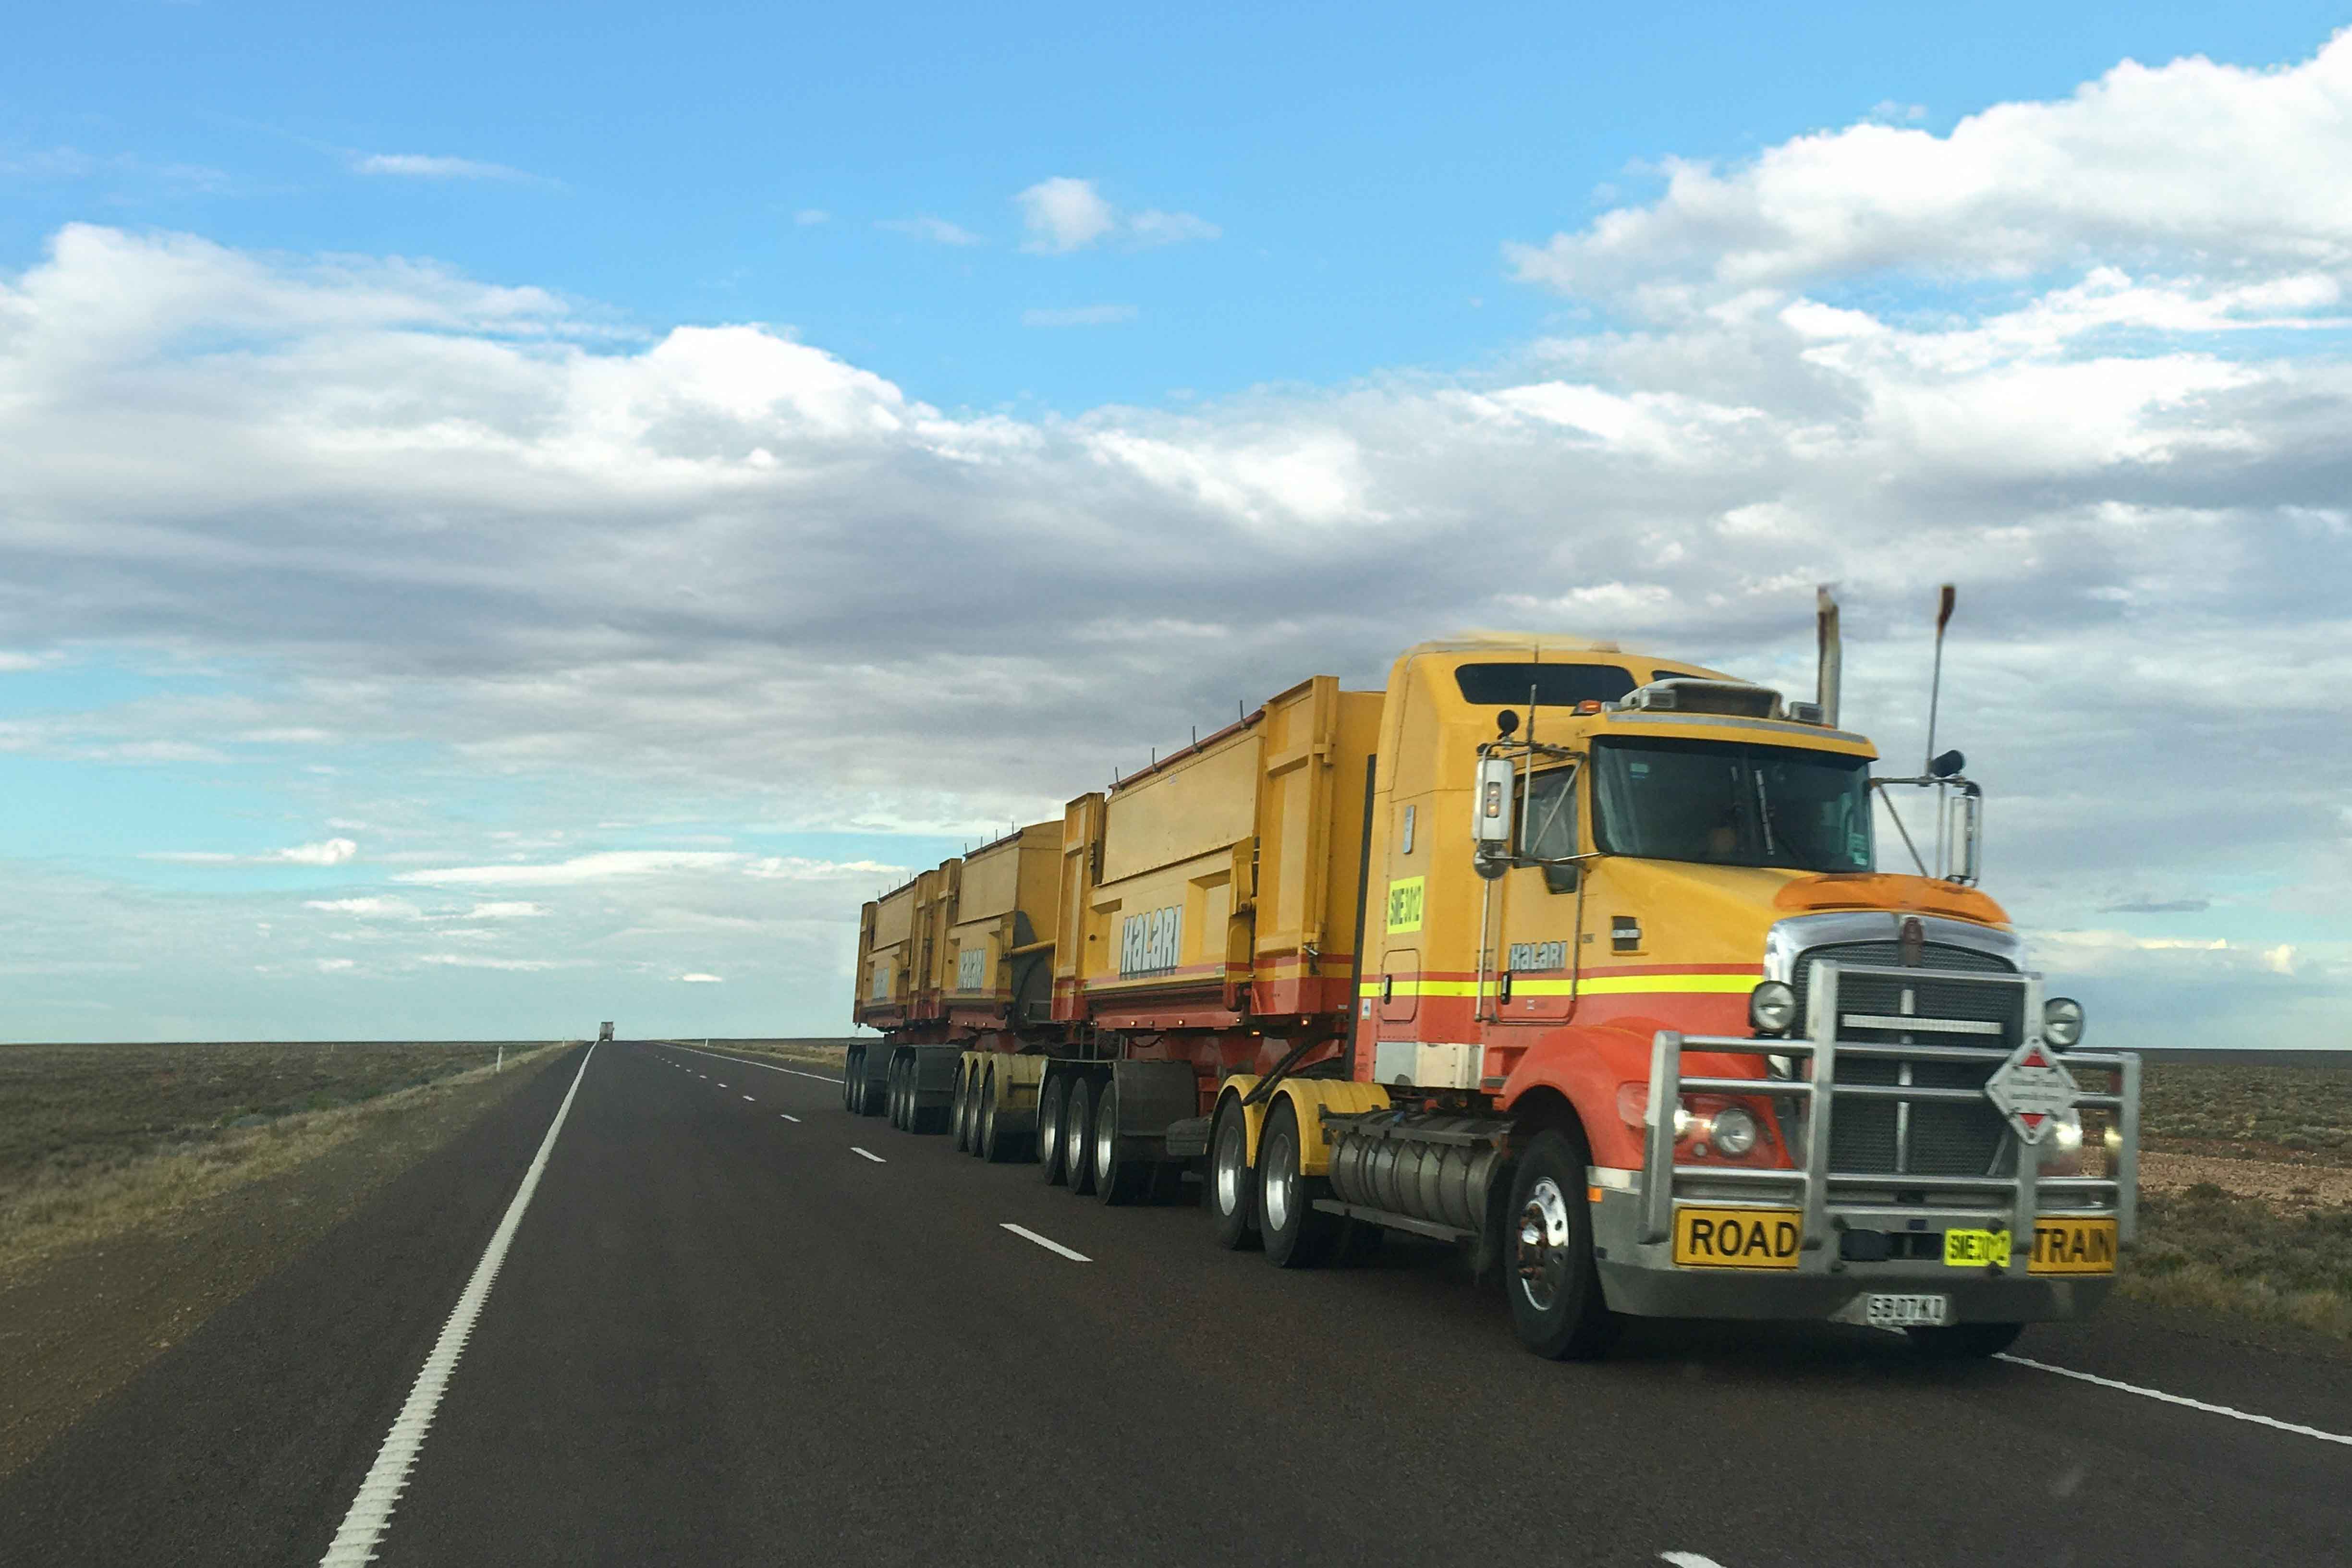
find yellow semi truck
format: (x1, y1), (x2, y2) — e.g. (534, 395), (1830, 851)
(845, 593), (2137, 1358)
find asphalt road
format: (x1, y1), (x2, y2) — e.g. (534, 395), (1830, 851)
(7, 1040), (2349, 1567)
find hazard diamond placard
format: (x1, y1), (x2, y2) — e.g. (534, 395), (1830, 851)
(1985, 1038), (2080, 1144)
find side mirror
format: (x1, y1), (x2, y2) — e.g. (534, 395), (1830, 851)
(1930, 748), (1966, 779)
(1945, 784), (1983, 884)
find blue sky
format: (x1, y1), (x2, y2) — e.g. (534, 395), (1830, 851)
(3, 4), (2350, 1039)
(4, 0), (2341, 415)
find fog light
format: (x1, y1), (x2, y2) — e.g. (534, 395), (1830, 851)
(1712, 1106), (1760, 1157)
(1749, 981), (1797, 1035)
(2043, 996), (2085, 1048)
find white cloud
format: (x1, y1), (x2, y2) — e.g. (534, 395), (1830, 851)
(1022, 304), (1137, 328)
(316, 957), (355, 972)
(465, 900), (550, 918)
(876, 216), (983, 246)
(8, 36), (2352, 1043)
(280, 837), (359, 866)
(304, 896), (421, 918)
(679, 972), (723, 983)
(152, 837), (358, 867)
(416, 953), (573, 971)
(394, 851), (742, 887)
(794, 208), (830, 226)
(1016, 178), (1217, 253)
(353, 153), (532, 182)
(1508, 29), (2352, 305)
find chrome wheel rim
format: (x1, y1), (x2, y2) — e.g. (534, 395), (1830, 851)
(1214, 1118), (1243, 1215)
(1264, 1131), (1294, 1232)
(1516, 1177), (1574, 1312)
(1040, 1084), (1061, 1171)
(980, 1076), (996, 1145)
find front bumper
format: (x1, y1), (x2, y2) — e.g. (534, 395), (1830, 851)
(1587, 1185), (2116, 1323)
(1597, 957), (2139, 1326)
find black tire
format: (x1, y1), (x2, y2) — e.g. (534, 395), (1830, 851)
(1093, 1077), (1146, 1205)
(1209, 1101), (1258, 1248)
(1259, 1099), (1340, 1269)
(978, 1069), (1012, 1162)
(1064, 1075), (1099, 1195)
(1037, 1075), (1069, 1184)
(1505, 1127), (1619, 1360)
(951, 1064), (973, 1152)
(857, 1058), (886, 1118)
(843, 1050), (859, 1113)
(890, 1058), (909, 1130)
(1906, 1321), (2025, 1360)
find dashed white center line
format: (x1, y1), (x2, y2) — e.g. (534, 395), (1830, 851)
(742, 1094), (755, 1102)
(1660, 1554), (1730, 1568)
(1001, 1223), (1091, 1262)
(716, 1082), (727, 1088)
(1996, 1353), (2352, 1446)
(780, 1113), (801, 1123)
(852, 1146), (886, 1163)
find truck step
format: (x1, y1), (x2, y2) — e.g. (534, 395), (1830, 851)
(1312, 1198), (1475, 1245)
(1162, 1116), (1211, 1159)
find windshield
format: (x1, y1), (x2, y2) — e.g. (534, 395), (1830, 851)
(1591, 736), (1872, 872)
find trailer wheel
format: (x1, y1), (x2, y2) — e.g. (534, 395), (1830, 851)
(842, 1049), (859, 1113)
(1092, 1078), (1147, 1205)
(1259, 1099), (1340, 1268)
(889, 1058), (909, 1130)
(979, 1068), (1016, 1162)
(1037, 1075), (1070, 1184)
(1505, 1129), (1618, 1360)
(1064, 1076), (1100, 1195)
(1904, 1321), (2024, 1360)
(950, 1064), (973, 1152)
(1209, 1102), (1258, 1248)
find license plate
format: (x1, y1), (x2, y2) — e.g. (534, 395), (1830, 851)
(2030, 1217), (2119, 1275)
(1943, 1227), (2014, 1267)
(1866, 1293), (1950, 1328)
(1671, 1206), (1802, 1269)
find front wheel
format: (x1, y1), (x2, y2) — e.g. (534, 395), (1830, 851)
(1505, 1127), (1618, 1360)
(1906, 1321), (2024, 1360)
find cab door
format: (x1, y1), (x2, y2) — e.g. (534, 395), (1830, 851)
(1492, 763), (1582, 1022)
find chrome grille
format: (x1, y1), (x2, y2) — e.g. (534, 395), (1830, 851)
(1799, 943), (2021, 1179)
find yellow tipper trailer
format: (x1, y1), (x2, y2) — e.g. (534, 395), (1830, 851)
(839, 594), (2139, 1361)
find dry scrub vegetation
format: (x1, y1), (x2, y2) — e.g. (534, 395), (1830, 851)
(2128, 1061), (2352, 1339)
(0, 1040), (566, 1277)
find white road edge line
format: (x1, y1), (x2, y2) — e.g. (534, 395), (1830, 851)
(319, 1042), (598, 1567)
(1997, 1352), (2352, 1447)
(666, 1041), (843, 1085)
(853, 1146), (886, 1163)
(1001, 1223), (1092, 1263)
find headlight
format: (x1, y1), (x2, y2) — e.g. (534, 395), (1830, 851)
(2043, 996), (2085, 1048)
(1710, 1106), (1760, 1157)
(1748, 980), (1797, 1034)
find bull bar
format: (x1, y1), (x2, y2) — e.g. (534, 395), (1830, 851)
(1637, 959), (2140, 1277)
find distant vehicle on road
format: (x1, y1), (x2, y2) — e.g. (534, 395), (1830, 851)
(844, 590), (2136, 1361)
(597, 1021), (615, 1042)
